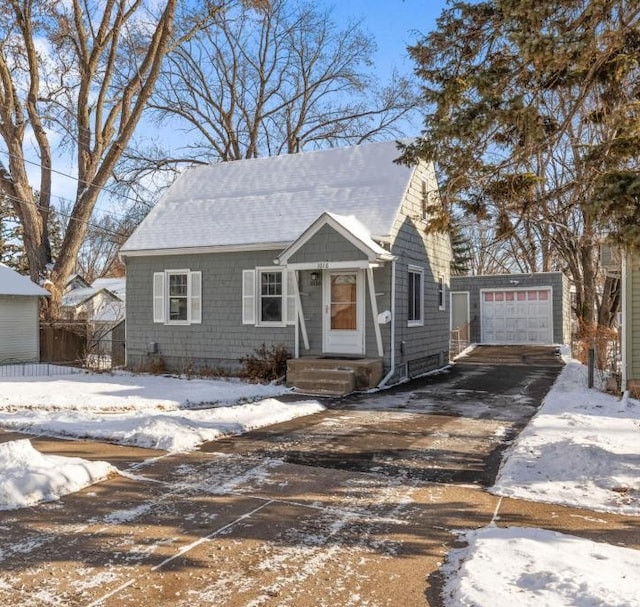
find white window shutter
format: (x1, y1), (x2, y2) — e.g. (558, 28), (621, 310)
(286, 270), (297, 325)
(242, 269), (256, 325)
(190, 271), (202, 324)
(153, 272), (165, 323)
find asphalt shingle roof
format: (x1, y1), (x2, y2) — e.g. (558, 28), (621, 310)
(121, 141), (413, 254)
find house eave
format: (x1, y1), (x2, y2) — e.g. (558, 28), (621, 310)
(120, 242), (289, 258)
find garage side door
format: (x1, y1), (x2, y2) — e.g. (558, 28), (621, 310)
(481, 289), (553, 344)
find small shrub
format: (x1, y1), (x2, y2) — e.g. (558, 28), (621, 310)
(198, 365), (232, 379)
(147, 356), (167, 375)
(239, 343), (291, 383)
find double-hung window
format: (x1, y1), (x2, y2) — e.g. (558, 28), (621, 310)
(242, 268), (296, 327)
(153, 269), (201, 325)
(260, 271), (283, 323)
(168, 272), (188, 321)
(408, 266), (424, 326)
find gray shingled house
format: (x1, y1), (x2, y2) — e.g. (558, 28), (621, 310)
(120, 141), (452, 393)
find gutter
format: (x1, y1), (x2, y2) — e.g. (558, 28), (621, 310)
(378, 257), (397, 387)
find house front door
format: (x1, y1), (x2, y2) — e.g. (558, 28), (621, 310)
(322, 270), (365, 355)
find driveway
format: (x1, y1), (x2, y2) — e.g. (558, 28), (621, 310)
(2, 346), (637, 607)
(210, 345), (563, 486)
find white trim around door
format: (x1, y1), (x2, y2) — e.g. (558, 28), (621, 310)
(322, 269), (365, 355)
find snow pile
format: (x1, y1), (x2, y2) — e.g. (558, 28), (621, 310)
(0, 439), (115, 510)
(0, 398), (324, 452)
(443, 526), (640, 607)
(492, 360), (640, 515)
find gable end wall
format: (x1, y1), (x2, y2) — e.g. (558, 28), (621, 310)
(389, 161), (452, 380)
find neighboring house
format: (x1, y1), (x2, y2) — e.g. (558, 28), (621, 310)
(621, 250), (639, 394)
(62, 275), (126, 324)
(120, 140), (453, 392)
(0, 263), (49, 364)
(62, 275), (126, 359)
(450, 272), (571, 350)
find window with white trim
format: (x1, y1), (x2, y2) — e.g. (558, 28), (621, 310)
(242, 268), (296, 327)
(260, 271), (283, 323)
(153, 270), (201, 325)
(438, 274), (446, 310)
(408, 266), (423, 326)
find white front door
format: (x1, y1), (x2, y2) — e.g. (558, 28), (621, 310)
(323, 270), (365, 355)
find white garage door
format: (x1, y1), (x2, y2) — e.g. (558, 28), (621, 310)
(481, 288), (553, 344)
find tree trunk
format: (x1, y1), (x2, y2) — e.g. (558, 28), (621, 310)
(597, 274), (621, 328)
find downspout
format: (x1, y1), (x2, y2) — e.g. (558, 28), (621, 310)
(621, 251), (628, 392)
(378, 257), (396, 387)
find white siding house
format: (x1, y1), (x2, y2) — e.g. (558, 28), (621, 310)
(0, 264), (49, 363)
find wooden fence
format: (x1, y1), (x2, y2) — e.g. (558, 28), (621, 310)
(40, 322), (87, 364)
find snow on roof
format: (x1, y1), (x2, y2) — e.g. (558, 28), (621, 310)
(0, 264), (49, 296)
(62, 286), (98, 308)
(62, 278), (126, 309)
(326, 212), (389, 257)
(92, 277), (126, 300)
(121, 140), (414, 254)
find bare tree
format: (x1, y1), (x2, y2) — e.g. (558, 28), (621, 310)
(0, 0), (238, 317)
(138, 0), (418, 167)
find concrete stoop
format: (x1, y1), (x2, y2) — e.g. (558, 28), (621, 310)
(287, 357), (384, 396)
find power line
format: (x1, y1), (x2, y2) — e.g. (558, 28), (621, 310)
(0, 189), (133, 241)
(0, 148), (167, 217)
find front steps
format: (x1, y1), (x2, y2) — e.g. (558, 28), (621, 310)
(287, 357), (384, 396)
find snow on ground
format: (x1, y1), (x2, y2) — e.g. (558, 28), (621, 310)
(443, 358), (640, 607)
(0, 370), (324, 451)
(442, 526), (640, 607)
(0, 439), (115, 510)
(1, 358), (640, 606)
(0, 370), (288, 412)
(491, 359), (640, 516)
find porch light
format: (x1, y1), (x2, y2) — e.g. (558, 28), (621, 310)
(310, 271), (321, 286)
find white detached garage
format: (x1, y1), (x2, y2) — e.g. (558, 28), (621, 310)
(0, 264), (49, 364)
(450, 272), (571, 348)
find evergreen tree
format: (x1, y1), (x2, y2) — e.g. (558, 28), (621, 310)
(449, 223), (472, 276)
(402, 0), (639, 327)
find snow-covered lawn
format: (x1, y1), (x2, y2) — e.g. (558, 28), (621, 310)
(444, 359), (640, 606)
(0, 370), (323, 509)
(0, 371), (323, 452)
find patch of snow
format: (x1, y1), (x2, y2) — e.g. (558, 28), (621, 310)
(491, 360), (640, 515)
(0, 439), (116, 510)
(442, 526), (640, 607)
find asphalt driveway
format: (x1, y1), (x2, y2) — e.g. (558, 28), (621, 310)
(210, 345), (563, 486)
(4, 346), (638, 607)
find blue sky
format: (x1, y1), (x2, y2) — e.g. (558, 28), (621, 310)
(327, 0), (448, 78)
(49, 1), (451, 213)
